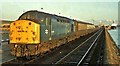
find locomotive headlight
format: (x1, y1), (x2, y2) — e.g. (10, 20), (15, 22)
(35, 46), (37, 48)
(15, 44), (18, 48)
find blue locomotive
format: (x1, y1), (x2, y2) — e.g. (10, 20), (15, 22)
(9, 10), (96, 58)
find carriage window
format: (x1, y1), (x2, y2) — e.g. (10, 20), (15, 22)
(19, 12), (38, 22)
(37, 13), (44, 23)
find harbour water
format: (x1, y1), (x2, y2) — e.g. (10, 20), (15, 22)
(108, 26), (120, 49)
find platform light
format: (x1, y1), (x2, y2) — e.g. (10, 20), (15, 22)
(41, 19), (44, 22)
(1, 40), (4, 42)
(6, 39), (9, 41)
(109, 19), (113, 22)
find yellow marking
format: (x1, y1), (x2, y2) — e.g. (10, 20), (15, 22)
(10, 20), (40, 44)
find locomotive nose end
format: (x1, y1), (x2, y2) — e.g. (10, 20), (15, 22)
(10, 20), (40, 44)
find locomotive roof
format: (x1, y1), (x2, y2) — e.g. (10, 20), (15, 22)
(18, 10), (71, 22)
(79, 21), (94, 25)
(73, 20), (94, 25)
(18, 10), (94, 25)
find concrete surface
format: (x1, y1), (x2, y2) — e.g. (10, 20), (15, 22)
(0, 42), (15, 64)
(105, 29), (120, 65)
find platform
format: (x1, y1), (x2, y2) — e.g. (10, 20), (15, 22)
(0, 42), (15, 64)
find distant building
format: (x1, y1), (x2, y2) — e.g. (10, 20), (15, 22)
(0, 20), (13, 30)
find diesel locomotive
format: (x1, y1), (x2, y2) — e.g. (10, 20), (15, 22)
(9, 10), (97, 58)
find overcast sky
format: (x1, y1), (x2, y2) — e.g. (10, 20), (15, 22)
(0, 0), (119, 25)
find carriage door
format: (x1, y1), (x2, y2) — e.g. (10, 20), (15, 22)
(46, 17), (52, 40)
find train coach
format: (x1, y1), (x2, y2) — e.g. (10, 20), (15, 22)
(75, 21), (95, 31)
(9, 10), (97, 58)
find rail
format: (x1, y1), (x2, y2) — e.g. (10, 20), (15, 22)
(77, 29), (103, 66)
(54, 28), (103, 65)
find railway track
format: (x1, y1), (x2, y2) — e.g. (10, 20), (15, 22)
(54, 28), (103, 66)
(2, 28), (104, 66)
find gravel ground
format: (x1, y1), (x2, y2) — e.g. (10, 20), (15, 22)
(105, 29), (120, 65)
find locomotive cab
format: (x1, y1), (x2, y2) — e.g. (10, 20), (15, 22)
(10, 20), (40, 44)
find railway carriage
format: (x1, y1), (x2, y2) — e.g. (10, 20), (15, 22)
(87, 24), (95, 29)
(9, 10), (96, 58)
